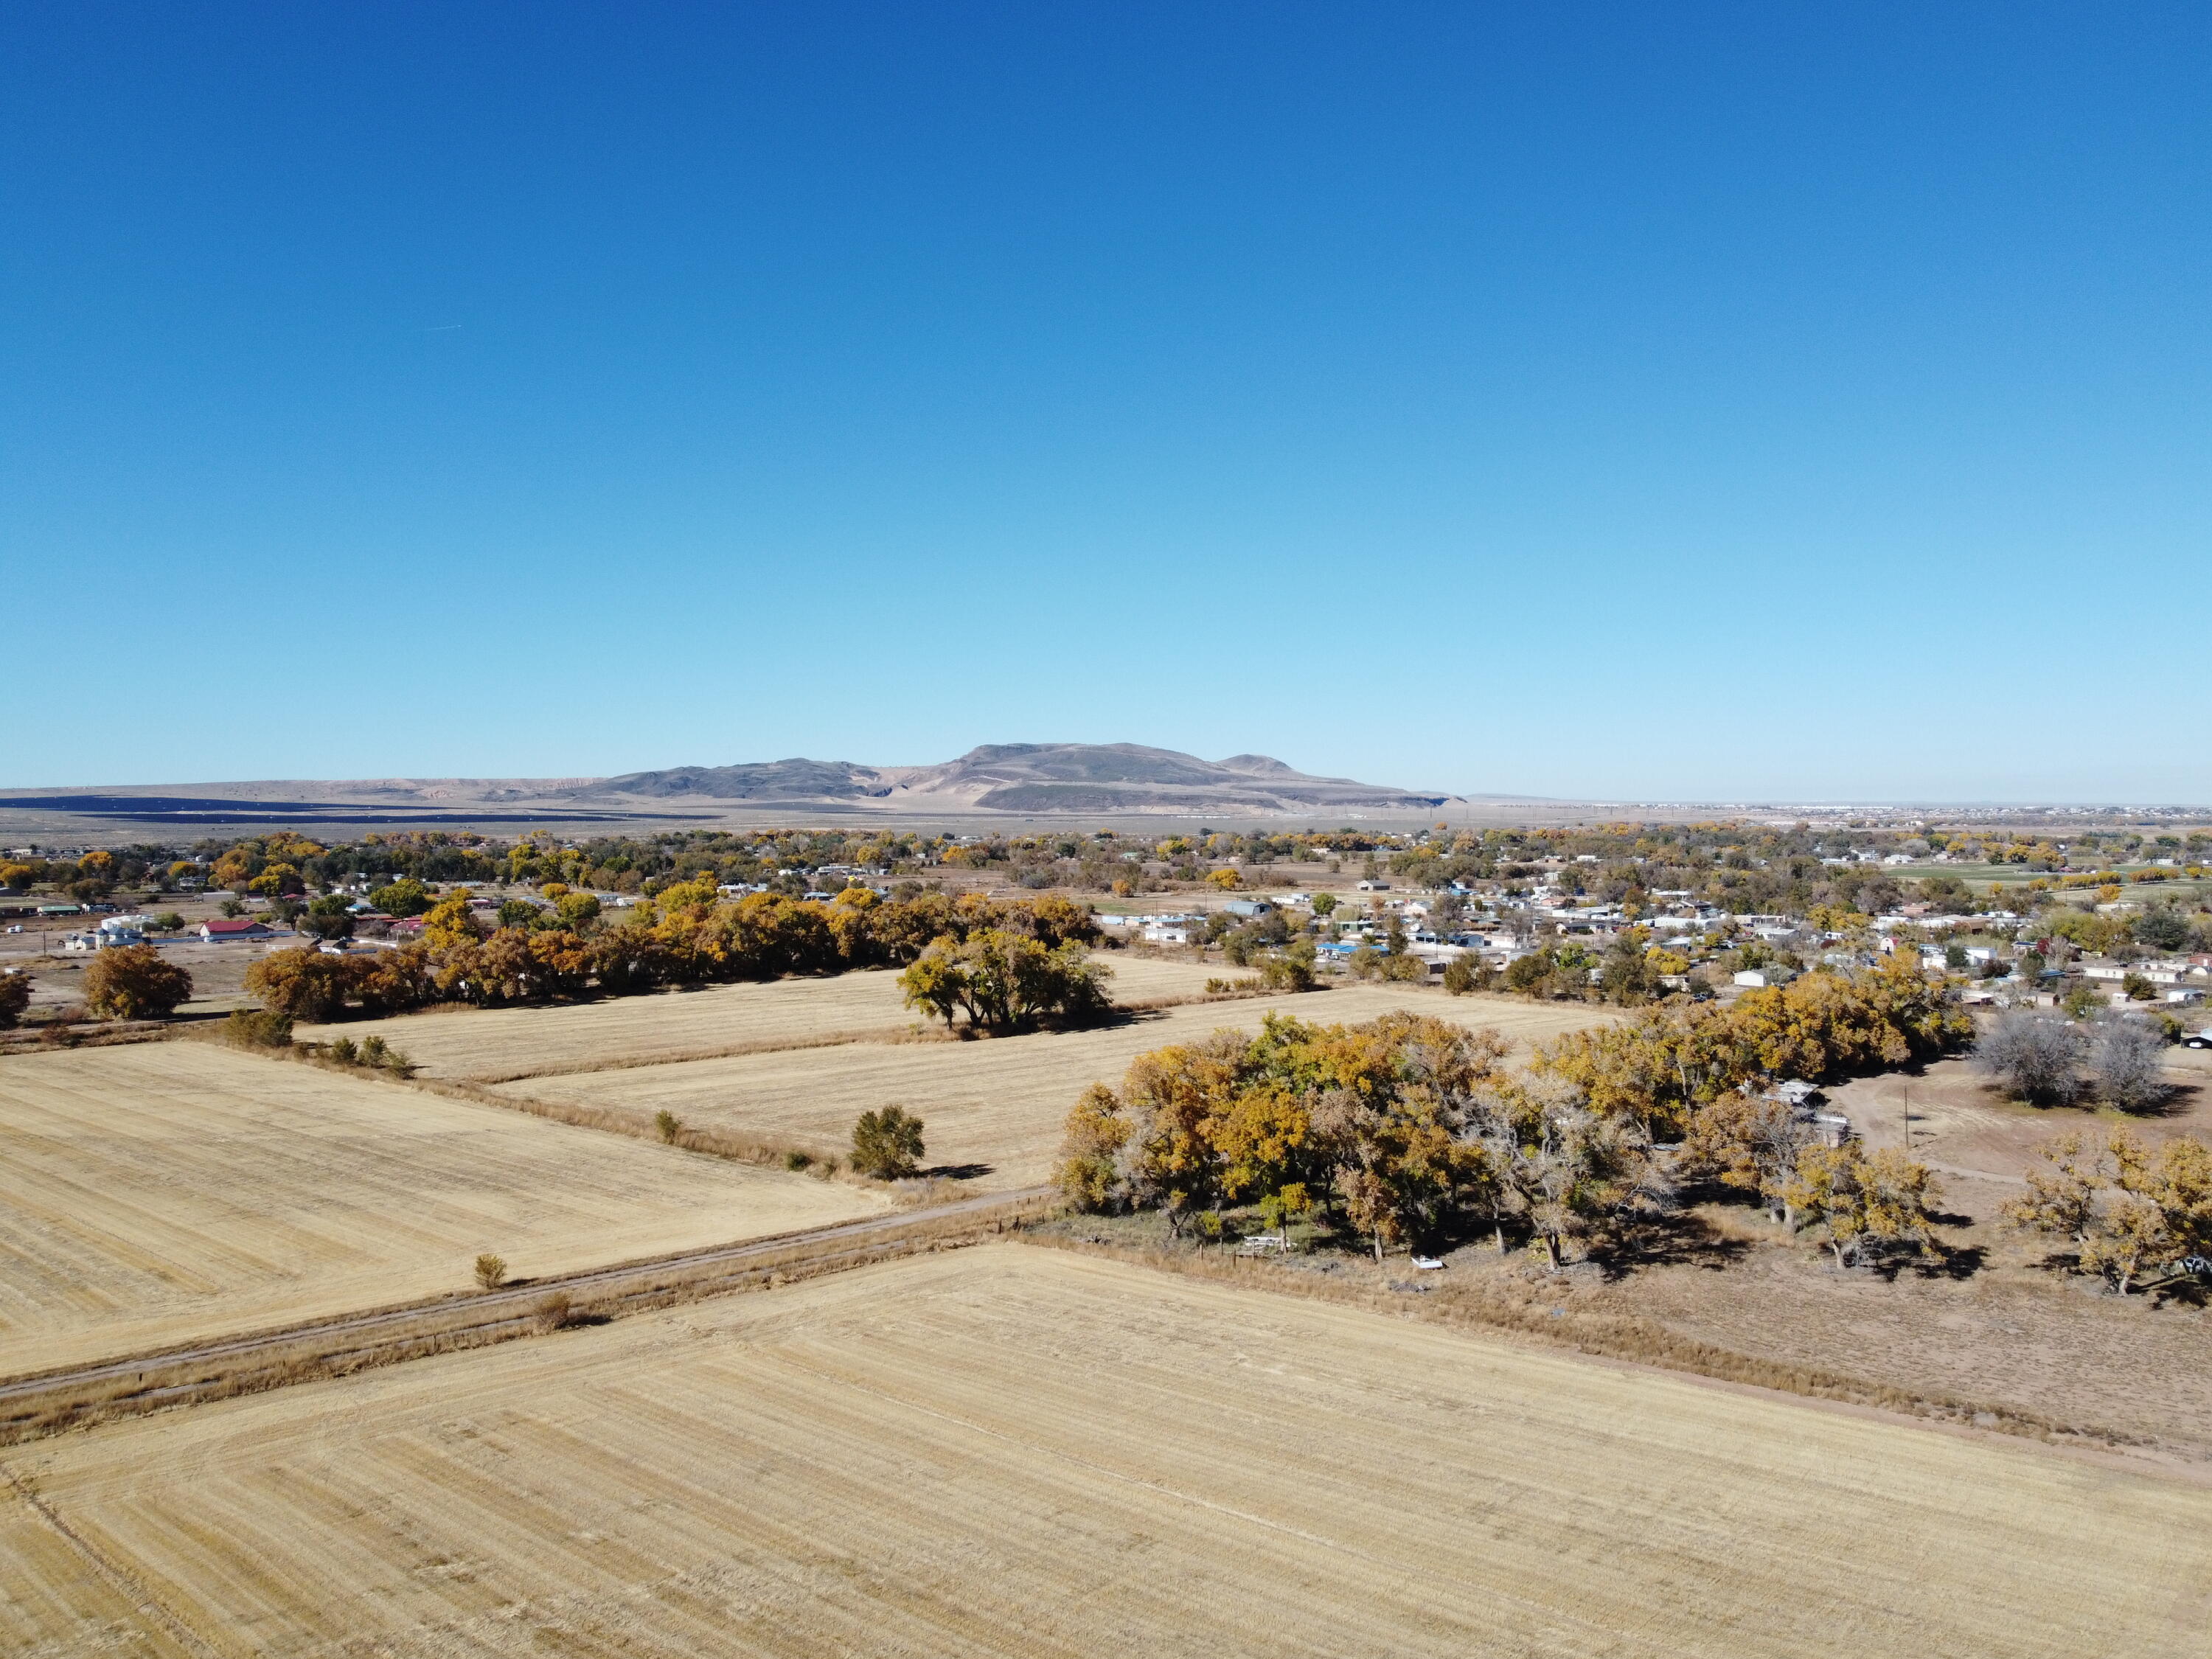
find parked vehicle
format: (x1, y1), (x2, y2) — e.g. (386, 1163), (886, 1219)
(2185, 1029), (2212, 1050)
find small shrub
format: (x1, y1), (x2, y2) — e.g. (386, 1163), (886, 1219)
(784, 1148), (813, 1171)
(655, 1108), (683, 1144)
(1442, 954), (1492, 996)
(354, 1034), (415, 1075)
(223, 1009), (294, 1049)
(2061, 980), (2104, 1020)
(327, 1036), (359, 1065)
(534, 1290), (574, 1332)
(473, 1253), (507, 1290)
(852, 1105), (926, 1179)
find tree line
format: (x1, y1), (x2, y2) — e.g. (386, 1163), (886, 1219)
(1057, 958), (1973, 1273)
(243, 887), (1105, 1020)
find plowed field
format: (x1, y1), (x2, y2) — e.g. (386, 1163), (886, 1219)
(497, 987), (1605, 1188)
(6, 1246), (2204, 1658)
(0, 1043), (883, 1374)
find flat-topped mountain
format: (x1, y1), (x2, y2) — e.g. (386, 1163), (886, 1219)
(584, 743), (1455, 814)
(0, 745), (1457, 828)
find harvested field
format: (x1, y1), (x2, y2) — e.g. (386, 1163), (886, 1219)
(0, 1044), (883, 1376)
(498, 987), (1607, 1189)
(299, 955), (1230, 1081)
(6, 1246), (2206, 1658)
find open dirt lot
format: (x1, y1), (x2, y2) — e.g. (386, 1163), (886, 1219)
(1829, 1049), (2212, 1188)
(0, 1043), (884, 1375)
(299, 954), (1231, 1081)
(496, 987), (1607, 1189)
(4, 1245), (2204, 1658)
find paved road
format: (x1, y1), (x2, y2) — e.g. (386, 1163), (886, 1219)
(0, 1184), (1051, 1407)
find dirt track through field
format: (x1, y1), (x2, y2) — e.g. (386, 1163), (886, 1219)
(498, 987), (1607, 1189)
(7, 1246), (2205, 1658)
(0, 1044), (883, 1375)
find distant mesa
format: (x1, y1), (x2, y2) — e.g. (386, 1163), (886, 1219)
(582, 743), (1455, 814)
(0, 744), (1458, 826)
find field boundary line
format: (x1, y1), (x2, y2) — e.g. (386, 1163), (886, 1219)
(459, 1023), (931, 1083)
(0, 1189), (1053, 1442)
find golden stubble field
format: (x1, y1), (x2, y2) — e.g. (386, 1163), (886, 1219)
(0, 1043), (884, 1375)
(300, 954), (1231, 1081)
(5, 1245), (2204, 1658)
(495, 987), (1610, 1189)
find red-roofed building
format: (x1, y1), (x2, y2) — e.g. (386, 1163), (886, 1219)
(198, 918), (273, 942)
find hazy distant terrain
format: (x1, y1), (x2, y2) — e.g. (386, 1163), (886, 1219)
(0, 743), (1467, 838)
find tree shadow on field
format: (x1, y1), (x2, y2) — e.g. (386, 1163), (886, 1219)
(1852, 1241), (1986, 1284)
(1082, 1004), (1173, 1030)
(2132, 1079), (2201, 1120)
(922, 1162), (994, 1181)
(2150, 1276), (2208, 1310)
(1587, 1211), (1751, 1280)
(947, 1006), (1171, 1040)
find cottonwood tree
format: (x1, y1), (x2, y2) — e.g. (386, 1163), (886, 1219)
(1783, 1145), (1944, 1268)
(898, 931), (1110, 1034)
(1494, 1095), (1669, 1271)
(0, 970), (29, 1029)
(2091, 1019), (2171, 1113)
(2003, 1128), (2212, 1293)
(1972, 1010), (2087, 1105)
(82, 945), (193, 1020)
(1681, 1093), (1818, 1225)
(1053, 1012), (1514, 1253)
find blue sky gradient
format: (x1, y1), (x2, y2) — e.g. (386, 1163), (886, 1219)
(4, 3), (2205, 800)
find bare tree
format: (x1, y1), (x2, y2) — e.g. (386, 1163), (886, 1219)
(2090, 1018), (2171, 1113)
(1972, 1010), (2086, 1105)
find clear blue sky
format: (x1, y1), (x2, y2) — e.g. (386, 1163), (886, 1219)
(5, 2), (2205, 802)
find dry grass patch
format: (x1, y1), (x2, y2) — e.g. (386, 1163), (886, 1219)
(501, 986), (1607, 1189)
(5, 1245), (2206, 1658)
(0, 1043), (884, 1376)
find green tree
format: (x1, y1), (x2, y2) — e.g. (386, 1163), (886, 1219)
(852, 1105), (926, 1178)
(369, 877), (434, 917)
(1442, 953), (1492, 995)
(301, 894), (355, 940)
